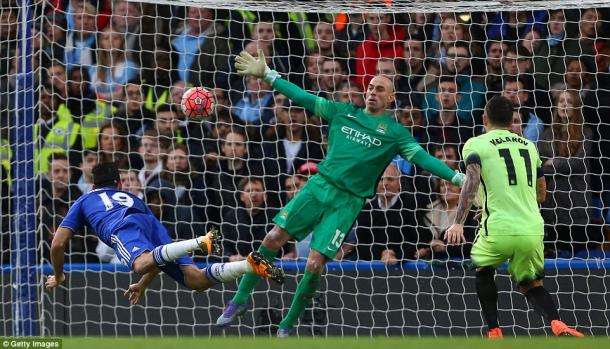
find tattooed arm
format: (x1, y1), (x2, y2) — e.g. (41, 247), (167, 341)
(455, 162), (481, 226)
(446, 154), (481, 244)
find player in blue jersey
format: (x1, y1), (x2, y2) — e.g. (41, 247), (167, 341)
(45, 162), (284, 304)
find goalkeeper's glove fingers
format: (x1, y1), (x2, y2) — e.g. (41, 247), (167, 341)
(235, 55), (250, 76)
(451, 172), (466, 187)
(235, 49), (268, 78)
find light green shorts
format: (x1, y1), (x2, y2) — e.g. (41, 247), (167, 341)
(471, 234), (544, 285)
(273, 175), (364, 259)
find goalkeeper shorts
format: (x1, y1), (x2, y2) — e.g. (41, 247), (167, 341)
(113, 213), (195, 286)
(273, 174), (365, 259)
(471, 234), (544, 285)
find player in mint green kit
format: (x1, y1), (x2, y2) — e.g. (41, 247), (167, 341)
(217, 49), (465, 337)
(446, 96), (584, 338)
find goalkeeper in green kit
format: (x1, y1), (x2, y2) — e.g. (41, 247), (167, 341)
(445, 96), (584, 339)
(217, 49), (464, 337)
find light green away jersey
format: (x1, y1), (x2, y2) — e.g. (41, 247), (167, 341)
(462, 129), (544, 236)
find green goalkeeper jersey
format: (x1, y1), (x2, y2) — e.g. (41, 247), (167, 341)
(462, 129), (544, 236)
(271, 77), (457, 198)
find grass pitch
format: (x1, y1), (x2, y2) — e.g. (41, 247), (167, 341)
(61, 337), (609, 349)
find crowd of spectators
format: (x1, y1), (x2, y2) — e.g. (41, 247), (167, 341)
(1, 1), (609, 264)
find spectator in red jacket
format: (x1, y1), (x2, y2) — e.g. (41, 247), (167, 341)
(353, 12), (405, 89)
(48, 0), (111, 34)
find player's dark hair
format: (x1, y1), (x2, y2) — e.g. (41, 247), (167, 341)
(485, 96), (514, 127)
(92, 162), (121, 188)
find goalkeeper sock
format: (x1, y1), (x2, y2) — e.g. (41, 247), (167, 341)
(232, 245), (277, 305)
(525, 286), (560, 322)
(278, 270), (321, 329)
(204, 261), (252, 284)
(475, 268), (499, 330)
(152, 239), (200, 266)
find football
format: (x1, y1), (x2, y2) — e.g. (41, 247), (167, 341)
(181, 87), (215, 119)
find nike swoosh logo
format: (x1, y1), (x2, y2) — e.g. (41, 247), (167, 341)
(346, 114), (356, 119)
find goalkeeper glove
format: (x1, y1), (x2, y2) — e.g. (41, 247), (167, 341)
(451, 172), (466, 187)
(235, 49), (280, 83)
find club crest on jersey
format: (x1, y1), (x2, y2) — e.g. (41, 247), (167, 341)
(376, 123), (387, 134)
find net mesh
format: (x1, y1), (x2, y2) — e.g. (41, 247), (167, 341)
(0, 0), (609, 337)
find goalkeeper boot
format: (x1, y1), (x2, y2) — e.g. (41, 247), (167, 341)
(247, 251), (285, 284)
(487, 327), (503, 339)
(216, 300), (249, 328)
(277, 327), (291, 338)
(551, 320), (585, 337)
(198, 227), (222, 256)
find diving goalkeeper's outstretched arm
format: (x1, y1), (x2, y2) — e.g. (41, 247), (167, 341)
(235, 50), (464, 187)
(235, 49), (336, 121)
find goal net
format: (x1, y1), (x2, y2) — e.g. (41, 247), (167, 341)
(1, 0), (609, 337)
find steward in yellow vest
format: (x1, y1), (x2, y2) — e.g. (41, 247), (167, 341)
(36, 103), (81, 174)
(0, 137), (11, 186)
(79, 100), (117, 150)
(36, 85), (82, 173)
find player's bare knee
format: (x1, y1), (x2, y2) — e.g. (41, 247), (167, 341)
(132, 265), (144, 275)
(263, 226), (289, 250)
(305, 259), (323, 274)
(306, 253), (326, 274)
(132, 258), (148, 275)
(132, 252), (156, 274)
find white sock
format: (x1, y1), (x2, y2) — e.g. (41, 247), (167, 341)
(204, 260), (253, 283)
(152, 238), (200, 266)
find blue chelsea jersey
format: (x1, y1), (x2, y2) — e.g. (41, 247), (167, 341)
(59, 188), (152, 246)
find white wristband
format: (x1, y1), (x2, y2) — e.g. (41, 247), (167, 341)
(263, 68), (280, 84)
(452, 172), (465, 186)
